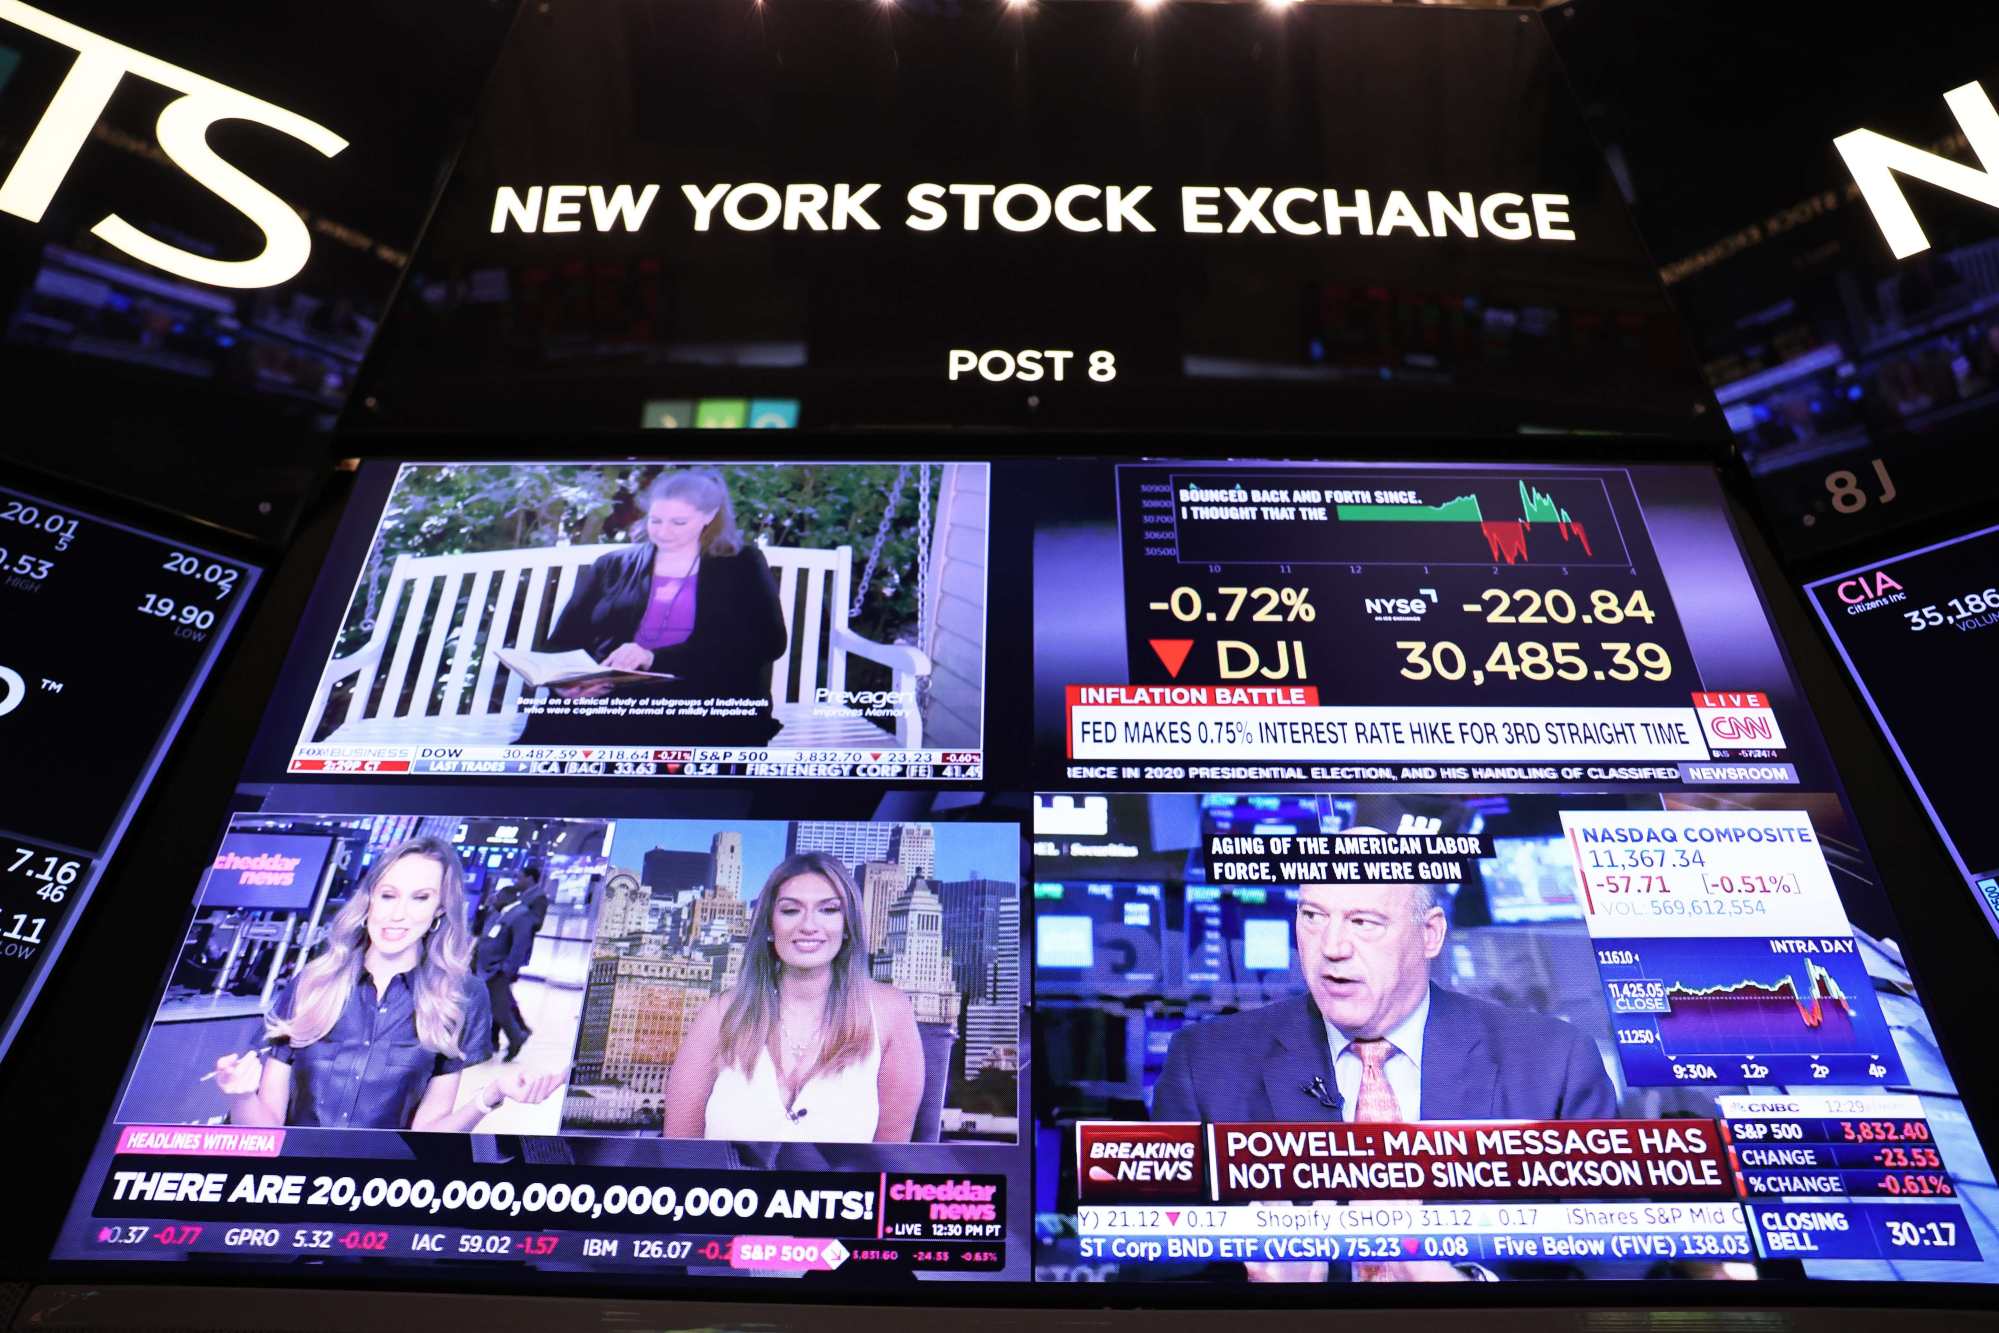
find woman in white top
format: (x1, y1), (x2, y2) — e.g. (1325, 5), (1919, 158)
(663, 852), (924, 1142)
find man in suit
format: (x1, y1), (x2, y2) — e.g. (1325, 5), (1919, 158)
(473, 885), (532, 1059)
(515, 864), (551, 935)
(1152, 874), (1615, 1281)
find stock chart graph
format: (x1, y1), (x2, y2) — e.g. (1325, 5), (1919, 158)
(1595, 935), (1906, 1087)
(1162, 470), (1634, 568)
(1113, 462), (1693, 710)
(1333, 479), (1606, 565)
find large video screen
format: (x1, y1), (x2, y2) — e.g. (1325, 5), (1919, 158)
(283, 461), (986, 782)
(43, 451), (1999, 1297)
(1033, 790), (1998, 1283)
(1805, 524), (1999, 930)
(1035, 459), (1823, 792)
(1028, 454), (1999, 1288)
(0, 479), (257, 1065)
(54, 808), (1028, 1282)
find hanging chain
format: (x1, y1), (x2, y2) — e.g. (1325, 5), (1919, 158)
(915, 462), (934, 713)
(849, 464), (909, 618)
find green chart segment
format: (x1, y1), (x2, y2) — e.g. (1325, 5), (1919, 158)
(1162, 471), (1636, 568)
(1330, 479), (1620, 566)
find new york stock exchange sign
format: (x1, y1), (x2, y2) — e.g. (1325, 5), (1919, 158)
(3, 0), (1997, 292)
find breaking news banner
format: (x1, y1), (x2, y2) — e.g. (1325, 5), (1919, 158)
(288, 460), (989, 783)
(1082, 1120), (1730, 1204)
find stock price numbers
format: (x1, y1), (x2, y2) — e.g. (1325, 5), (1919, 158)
(136, 594), (219, 631)
(0, 548), (53, 581)
(1403, 586), (1669, 685)
(0, 496), (79, 583)
(1904, 587), (1999, 631)
(1876, 1174), (1955, 1198)
(1395, 639), (1672, 686)
(9, 846), (79, 902)
(1839, 1120), (1933, 1145)
(95, 1225), (202, 1246)
(133, 551), (242, 634)
(162, 551), (241, 601)
(1, 497), (79, 549)
(1, 843), (84, 961)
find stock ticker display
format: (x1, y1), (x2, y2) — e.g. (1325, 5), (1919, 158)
(0, 481), (257, 1067)
(1806, 524), (1999, 933)
(44, 456), (1999, 1294)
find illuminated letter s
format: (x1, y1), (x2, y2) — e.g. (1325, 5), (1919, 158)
(0, 0), (347, 289)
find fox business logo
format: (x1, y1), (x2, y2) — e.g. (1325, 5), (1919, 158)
(0, 0), (346, 289)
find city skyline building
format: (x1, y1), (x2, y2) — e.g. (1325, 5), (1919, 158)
(568, 822), (1001, 1133)
(642, 847), (709, 898)
(883, 879), (961, 1028)
(937, 875), (1017, 1006)
(788, 822), (936, 881)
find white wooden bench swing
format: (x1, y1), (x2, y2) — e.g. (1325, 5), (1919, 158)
(306, 468), (936, 752)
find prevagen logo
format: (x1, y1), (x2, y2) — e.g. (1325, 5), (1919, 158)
(0, 0), (346, 288)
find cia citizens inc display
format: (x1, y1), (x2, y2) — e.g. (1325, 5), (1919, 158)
(0, 478), (257, 1066)
(1805, 523), (1999, 930)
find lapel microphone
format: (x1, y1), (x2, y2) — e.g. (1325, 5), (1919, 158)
(1301, 1075), (1341, 1111)
(786, 1106), (809, 1123)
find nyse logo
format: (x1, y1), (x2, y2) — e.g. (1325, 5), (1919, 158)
(1835, 81), (1999, 260)
(0, 0), (346, 288)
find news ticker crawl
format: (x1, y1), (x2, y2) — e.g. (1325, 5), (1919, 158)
(1063, 686), (1797, 786)
(288, 746), (982, 781)
(88, 1147), (1005, 1274)
(1075, 1096), (1978, 1265)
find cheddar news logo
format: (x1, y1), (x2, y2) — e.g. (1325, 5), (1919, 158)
(0, 0), (345, 289)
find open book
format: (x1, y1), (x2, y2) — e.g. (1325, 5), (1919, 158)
(493, 647), (675, 689)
